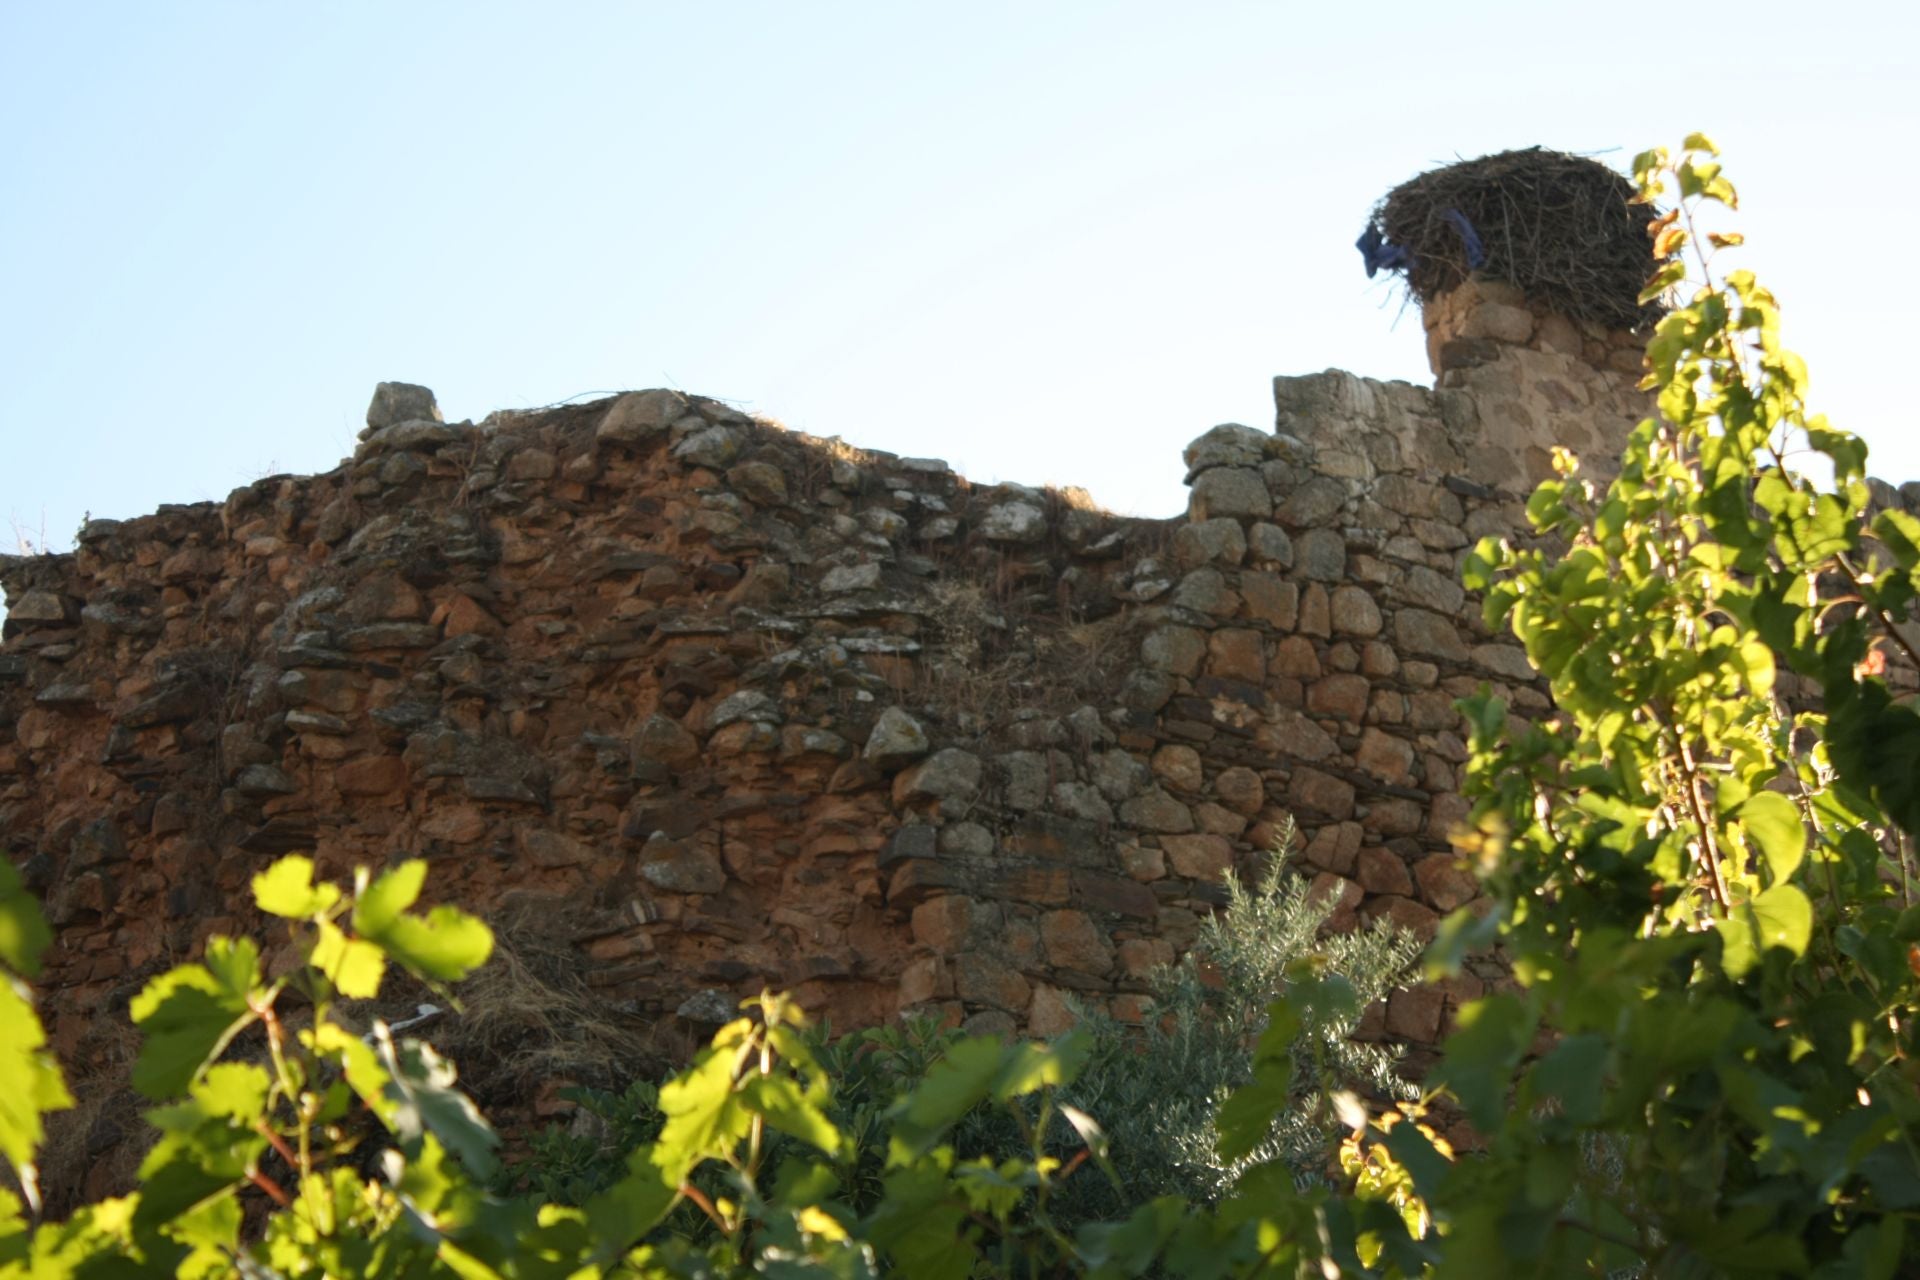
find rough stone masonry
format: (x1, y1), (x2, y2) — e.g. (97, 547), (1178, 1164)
(13, 276), (1916, 1195)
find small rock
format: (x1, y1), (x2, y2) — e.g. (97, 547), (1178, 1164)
(1275, 476), (1348, 528)
(335, 755), (409, 796)
(728, 461), (789, 506)
(1118, 786), (1194, 834)
(1183, 423), (1271, 476)
(1294, 528), (1347, 580)
(236, 764), (298, 798)
(673, 425), (742, 470)
(1214, 766), (1265, 816)
(1039, 909), (1114, 975)
(1171, 568), (1239, 618)
(1140, 625), (1207, 676)
(121, 684), (201, 728)
(503, 449), (557, 482)
(1329, 586), (1383, 637)
(864, 707), (931, 769)
(598, 390), (688, 444)
(1151, 744), (1204, 792)
(1395, 609), (1469, 660)
(1051, 781), (1114, 823)
(1162, 833), (1232, 881)
(365, 381), (441, 432)
(677, 989), (738, 1023)
(518, 827), (594, 869)
(979, 501), (1048, 543)
(941, 822), (995, 856)
(998, 752), (1050, 810)
(338, 622), (441, 651)
(1248, 523), (1294, 567)
(34, 681), (93, 706)
(707, 690), (781, 732)
(8, 590), (73, 624)
(1413, 853), (1480, 912)
(896, 749), (983, 806)
(1172, 518), (1248, 567)
(640, 834), (726, 894)
(633, 714), (700, 770)
(821, 562), (882, 594)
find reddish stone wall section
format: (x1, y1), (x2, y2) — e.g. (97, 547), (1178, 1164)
(2, 281), (1680, 1191)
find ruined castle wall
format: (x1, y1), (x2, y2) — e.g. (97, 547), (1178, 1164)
(1, 281), (1681, 1191)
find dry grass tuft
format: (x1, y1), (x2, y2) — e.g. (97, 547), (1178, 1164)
(417, 898), (656, 1108)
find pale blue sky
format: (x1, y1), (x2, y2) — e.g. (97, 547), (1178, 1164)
(3, 3), (1914, 552)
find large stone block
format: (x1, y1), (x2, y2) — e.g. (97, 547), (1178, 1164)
(1189, 467), (1273, 521)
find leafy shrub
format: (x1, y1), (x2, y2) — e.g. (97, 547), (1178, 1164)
(1057, 846), (1421, 1220)
(492, 840), (1424, 1233)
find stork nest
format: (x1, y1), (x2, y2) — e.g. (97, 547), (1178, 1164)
(1364, 147), (1662, 332)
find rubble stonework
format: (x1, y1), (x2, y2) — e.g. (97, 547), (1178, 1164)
(1, 281), (1726, 1190)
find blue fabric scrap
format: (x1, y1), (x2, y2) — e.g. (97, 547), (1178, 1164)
(1441, 208), (1487, 269)
(1356, 222), (1413, 278)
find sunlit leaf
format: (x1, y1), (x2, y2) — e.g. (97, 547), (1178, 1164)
(740, 1074), (841, 1156)
(129, 939), (260, 1099)
(311, 921), (386, 999)
(364, 905), (493, 985)
(1736, 792), (1806, 884)
(251, 855), (340, 920)
(0, 981), (72, 1181)
(1718, 884), (1814, 979)
(352, 860), (428, 936)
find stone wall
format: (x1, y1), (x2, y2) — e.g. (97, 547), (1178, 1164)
(1, 280), (1664, 1194)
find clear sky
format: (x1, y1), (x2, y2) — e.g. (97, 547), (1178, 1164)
(3, 2), (1914, 554)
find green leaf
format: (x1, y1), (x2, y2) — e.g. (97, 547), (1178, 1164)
(991, 1032), (1089, 1100)
(306, 1022), (396, 1125)
(378, 1032), (499, 1179)
(0, 859), (52, 978)
(352, 860), (427, 935)
(0, 980), (73, 1182)
(1214, 1054), (1293, 1163)
(1841, 1212), (1906, 1280)
(1216, 996), (1303, 1162)
(1736, 792), (1806, 884)
(583, 1146), (679, 1258)
(740, 1074), (842, 1156)
(864, 1160), (979, 1280)
(1874, 508), (1920, 570)
(363, 905), (493, 985)
(311, 921), (386, 999)
(128, 939), (260, 1099)
(1433, 995), (1536, 1131)
(1382, 1123), (1453, 1201)
(887, 1035), (1008, 1164)
(1529, 1034), (1608, 1127)
(1718, 884), (1814, 979)
(194, 1063), (271, 1120)
(250, 855), (341, 919)
(1639, 259), (1687, 306)
(655, 1024), (756, 1179)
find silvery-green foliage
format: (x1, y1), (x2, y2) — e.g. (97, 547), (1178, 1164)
(1054, 836), (1422, 1221)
